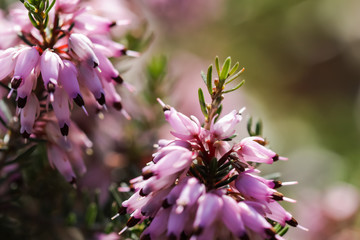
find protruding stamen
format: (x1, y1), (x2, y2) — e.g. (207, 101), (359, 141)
(157, 98), (170, 111)
(81, 106), (89, 116)
(281, 181), (298, 186)
(111, 213), (120, 220)
(283, 197), (296, 203)
(7, 89), (14, 99)
(121, 109), (131, 120)
(118, 226), (128, 235)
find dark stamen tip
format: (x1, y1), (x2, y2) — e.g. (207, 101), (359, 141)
(140, 234), (151, 240)
(112, 75), (124, 84)
(17, 96), (27, 108)
(162, 199), (171, 209)
(109, 21), (117, 28)
(271, 192), (284, 201)
(93, 61), (99, 68)
(240, 233), (250, 240)
(60, 123), (69, 136)
(96, 93), (106, 105)
(70, 177), (77, 185)
(168, 233), (177, 240)
(120, 48), (127, 55)
(118, 206), (127, 215)
(162, 105), (171, 112)
(21, 131), (30, 139)
(126, 217), (141, 228)
(11, 78), (22, 89)
(142, 170), (153, 180)
(113, 102), (122, 111)
(273, 180), (282, 189)
(139, 188), (148, 197)
(73, 94), (85, 107)
(273, 154), (279, 161)
(286, 217), (299, 227)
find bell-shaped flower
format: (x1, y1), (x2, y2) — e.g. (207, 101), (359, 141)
(40, 49), (63, 94)
(0, 48), (17, 81)
(47, 144), (76, 183)
(68, 33), (99, 68)
(220, 195), (247, 239)
(16, 70), (37, 108)
(235, 172), (276, 202)
(12, 46), (39, 89)
(52, 87), (71, 136)
(193, 193), (223, 235)
(158, 100), (200, 140)
(235, 136), (287, 164)
(210, 109), (242, 139)
(78, 62), (105, 106)
(94, 45), (121, 82)
(20, 93), (39, 138)
(58, 60), (85, 108)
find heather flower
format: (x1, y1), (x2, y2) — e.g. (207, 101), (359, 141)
(0, 0), (138, 182)
(114, 57), (307, 239)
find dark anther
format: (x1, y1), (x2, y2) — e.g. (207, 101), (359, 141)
(70, 177), (77, 185)
(140, 234), (151, 240)
(193, 226), (203, 236)
(273, 154), (279, 161)
(240, 233), (250, 240)
(73, 94), (85, 107)
(17, 96), (27, 108)
(118, 206), (127, 215)
(109, 21), (117, 28)
(272, 180), (282, 189)
(47, 82), (56, 92)
(180, 231), (188, 240)
(96, 93), (106, 105)
(254, 139), (266, 146)
(113, 101), (122, 111)
(271, 192), (284, 201)
(120, 48), (127, 55)
(142, 170), (154, 180)
(60, 123), (69, 136)
(11, 78), (22, 89)
(139, 188), (148, 197)
(162, 199), (171, 209)
(126, 216), (141, 228)
(162, 105), (171, 112)
(264, 228), (276, 237)
(112, 75), (124, 84)
(21, 131), (30, 139)
(93, 61), (99, 68)
(168, 233), (177, 240)
(286, 217), (299, 227)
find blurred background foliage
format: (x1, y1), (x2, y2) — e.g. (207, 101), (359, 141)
(1, 0), (360, 239)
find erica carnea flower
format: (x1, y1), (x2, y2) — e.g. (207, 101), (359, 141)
(0, 0), (137, 182)
(113, 57), (307, 239)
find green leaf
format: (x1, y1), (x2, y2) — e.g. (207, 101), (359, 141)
(247, 117), (254, 136)
(85, 202), (97, 227)
(198, 88), (208, 117)
(278, 226), (289, 236)
(215, 56), (220, 76)
(45, 0), (56, 14)
(225, 67), (245, 85)
(28, 12), (39, 29)
(255, 119), (262, 136)
(214, 104), (222, 123)
(206, 65), (213, 94)
(220, 57), (231, 82)
(229, 62), (239, 76)
(24, 2), (37, 13)
(215, 174), (238, 188)
(39, 0), (45, 11)
(28, 12), (39, 28)
(209, 157), (218, 175)
(201, 71), (207, 85)
(223, 80), (245, 93)
(3, 145), (38, 166)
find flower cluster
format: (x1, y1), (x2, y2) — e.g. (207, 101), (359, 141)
(0, 0), (136, 182)
(114, 58), (307, 239)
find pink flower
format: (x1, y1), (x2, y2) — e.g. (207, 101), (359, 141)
(115, 102), (303, 239)
(68, 33), (99, 68)
(235, 136), (287, 164)
(210, 109), (243, 139)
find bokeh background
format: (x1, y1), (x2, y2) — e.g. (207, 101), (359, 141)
(140, 0), (360, 239)
(1, 0), (360, 239)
